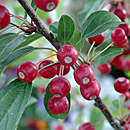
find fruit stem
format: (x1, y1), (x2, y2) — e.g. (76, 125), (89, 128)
(126, 113), (130, 121)
(86, 41), (95, 62)
(93, 118), (106, 126)
(90, 42), (113, 62)
(35, 47), (57, 52)
(10, 13), (30, 26)
(122, 96), (125, 117)
(38, 63), (56, 72)
(59, 64), (64, 77)
(36, 54), (57, 65)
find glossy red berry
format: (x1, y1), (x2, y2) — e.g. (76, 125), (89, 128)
(97, 63), (111, 75)
(80, 79), (101, 100)
(111, 28), (126, 43)
(17, 61), (38, 82)
(74, 64), (95, 86)
(113, 8), (127, 21)
(88, 33), (105, 46)
(114, 77), (130, 93)
(48, 96), (69, 115)
(34, 0), (59, 12)
(56, 63), (70, 76)
(38, 60), (57, 79)
(0, 5), (10, 30)
(79, 122), (95, 130)
(113, 35), (128, 48)
(49, 76), (71, 97)
(57, 45), (78, 66)
(117, 24), (130, 36)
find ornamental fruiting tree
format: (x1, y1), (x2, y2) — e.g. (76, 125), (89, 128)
(0, 0), (130, 130)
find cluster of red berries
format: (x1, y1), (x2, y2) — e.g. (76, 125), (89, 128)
(34, 0), (59, 12)
(109, 3), (130, 48)
(16, 44), (102, 114)
(0, 5), (10, 30)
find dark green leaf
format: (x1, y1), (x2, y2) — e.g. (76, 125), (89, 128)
(69, 29), (84, 53)
(49, 22), (59, 34)
(58, 15), (75, 43)
(81, 10), (123, 38)
(0, 34), (26, 63)
(0, 79), (32, 130)
(0, 46), (36, 68)
(44, 84), (71, 119)
(92, 46), (123, 64)
(15, 33), (42, 49)
(78, 0), (102, 25)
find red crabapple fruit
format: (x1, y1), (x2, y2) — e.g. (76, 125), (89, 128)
(74, 64), (95, 86)
(111, 28), (126, 43)
(0, 5), (10, 30)
(80, 79), (101, 100)
(57, 45), (78, 66)
(38, 60), (57, 79)
(88, 33), (105, 46)
(114, 77), (130, 93)
(97, 62), (111, 75)
(17, 61), (38, 82)
(113, 8), (127, 21)
(34, 0), (59, 12)
(49, 76), (71, 97)
(48, 96), (69, 114)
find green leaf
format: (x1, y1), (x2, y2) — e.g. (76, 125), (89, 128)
(58, 15), (75, 43)
(92, 46), (123, 64)
(81, 10), (123, 38)
(78, 0), (102, 26)
(69, 29), (84, 53)
(0, 46), (36, 69)
(0, 34), (26, 63)
(44, 84), (71, 119)
(90, 107), (104, 130)
(0, 78), (32, 130)
(112, 99), (120, 109)
(49, 22), (59, 34)
(15, 33), (42, 49)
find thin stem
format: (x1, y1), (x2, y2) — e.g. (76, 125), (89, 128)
(126, 113), (130, 121)
(35, 47), (57, 52)
(79, 53), (88, 63)
(90, 42), (113, 62)
(59, 65), (64, 77)
(36, 54), (56, 65)
(38, 62), (56, 72)
(122, 96), (125, 118)
(93, 118), (106, 126)
(86, 41), (95, 62)
(10, 13), (30, 26)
